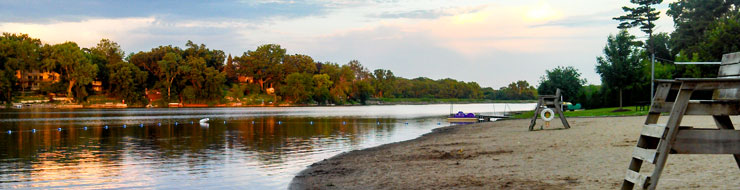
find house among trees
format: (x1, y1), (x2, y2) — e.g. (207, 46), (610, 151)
(91, 81), (103, 92)
(15, 70), (60, 91)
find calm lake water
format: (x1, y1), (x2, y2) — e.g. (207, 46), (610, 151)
(0, 103), (534, 189)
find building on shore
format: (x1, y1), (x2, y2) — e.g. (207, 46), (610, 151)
(15, 70), (60, 91)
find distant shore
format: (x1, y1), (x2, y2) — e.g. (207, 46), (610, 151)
(9, 98), (535, 109)
(290, 116), (740, 189)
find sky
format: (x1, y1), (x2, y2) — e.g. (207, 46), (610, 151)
(0, 0), (677, 89)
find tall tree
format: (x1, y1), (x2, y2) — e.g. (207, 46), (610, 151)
(596, 30), (643, 109)
(44, 42), (98, 102)
(224, 54), (237, 83)
(667, 0), (740, 59)
(0, 33), (41, 102)
(537, 66), (585, 102)
(89, 39), (125, 92)
(108, 61), (148, 104)
(246, 44), (286, 92)
(283, 54), (317, 74)
(614, 0), (663, 103)
(372, 69), (396, 98)
(157, 52), (182, 101)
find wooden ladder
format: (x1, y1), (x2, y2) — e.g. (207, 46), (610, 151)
(621, 81), (678, 190)
(622, 51), (740, 189)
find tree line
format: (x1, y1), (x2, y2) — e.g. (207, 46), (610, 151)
(535, 0), (740, 109)
(0, 34), (534, 106)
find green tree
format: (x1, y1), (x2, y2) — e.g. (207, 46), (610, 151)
(667, 0), (740, 59)
(246, 44), (286, 91)
(89, 39), (125, 92)
(108, 61), (148, 104)
(157, 52), (182, 101)
(312, 74), (333, 104)
(596, 30), (643, 109)
(614, 0), (663, 101)
(351, 80), (374, 104)
(537, 66), (585, 102)
(700, 12), (740, 61)
(284, 54), (317, 74)
(0, 33), (42, 102)
(283, 72), (314, 103)
(44, 42), (98, 102)
(224, 54), (237, 83)
(372, 69), (396, 98)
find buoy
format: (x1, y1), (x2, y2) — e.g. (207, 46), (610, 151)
(377, 122), (380, 125)
(123, 124), (127, 128)
(190, 121), (194, 124)
(199, 118), (210, 124)
(175, 122), (178, 126)
(105, 126), (108, 129)
(541, 108), (555, 122)
(32, 129), (36, 133)
(405, 122), (409, 125)
(57, 128), (62, 131)
(310, 121), (313, 125)
(140, 124), (144, 127)
(7, 130), (10, 134)
(223, 121), (226, 124)
(158, 123), (161, 126)
(438, 122), (441, 125)
(84, 126), (88, 130)
(278, 121), (282, 125)
(252, 121), (255, 124)
(342, 121), (346, 125)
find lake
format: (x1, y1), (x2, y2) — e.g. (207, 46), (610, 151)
(0, 103), (535, 189)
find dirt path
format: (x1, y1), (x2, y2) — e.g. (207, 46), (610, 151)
(290, 116), (740, 189)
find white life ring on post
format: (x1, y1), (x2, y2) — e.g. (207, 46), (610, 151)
(541, 108), (555, 121)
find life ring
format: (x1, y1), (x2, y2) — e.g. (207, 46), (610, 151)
(541, 108), (555, 121)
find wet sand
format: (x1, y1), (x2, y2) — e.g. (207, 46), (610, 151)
(290, 116), (740, 189)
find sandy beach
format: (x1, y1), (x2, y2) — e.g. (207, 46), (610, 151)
(290, 116), (740, 189)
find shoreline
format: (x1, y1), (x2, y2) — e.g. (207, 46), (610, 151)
(9, 101), (533, 109)
(290, 116), (740, 189)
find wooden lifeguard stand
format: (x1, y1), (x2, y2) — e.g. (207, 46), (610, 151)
(621, 52), (740, 189)
(528, 88), (571, 131)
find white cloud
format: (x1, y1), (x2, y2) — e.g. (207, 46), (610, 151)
(0, 17), (155, 48)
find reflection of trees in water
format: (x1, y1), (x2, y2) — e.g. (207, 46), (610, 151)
(0, 115), (404, 185)
(232, 117), (399, 165)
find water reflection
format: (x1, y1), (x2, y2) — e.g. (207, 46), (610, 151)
(0, 104), (535, 189)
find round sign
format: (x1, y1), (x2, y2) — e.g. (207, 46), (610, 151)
(541, 108), (555, 121)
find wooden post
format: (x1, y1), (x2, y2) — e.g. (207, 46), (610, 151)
(528, 88), (570, 131)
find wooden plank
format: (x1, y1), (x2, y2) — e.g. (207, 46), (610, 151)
(528, 100), (543, 131)
(633, 147), (658, 163)
(718, 63), (740, 76)
(625, 170), (650, 189)
(723, 52), (740, 65)
(677, 79), (740, 90)
(684, 101), (740, 115)
(649, 101), (673, 113)
(712, 115), (740, 169)
(653, 101), (740, 115)
(648, 89), (693, 190)
(642, 124), (666, 139)
(672, 129), (740, 154)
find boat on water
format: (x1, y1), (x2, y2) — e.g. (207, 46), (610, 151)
(447, 111), (479, 123)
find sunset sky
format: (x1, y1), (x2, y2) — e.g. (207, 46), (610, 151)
(0, 0), (676, 88)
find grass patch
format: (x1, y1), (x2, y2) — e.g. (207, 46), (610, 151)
(511, 106), (649, 119)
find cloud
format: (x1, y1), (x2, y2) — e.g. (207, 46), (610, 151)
(529, 10), (622, 28)
(0, 0), (329, 24)
(373, 5), (488, 19)
(0, 17), (155, 48)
